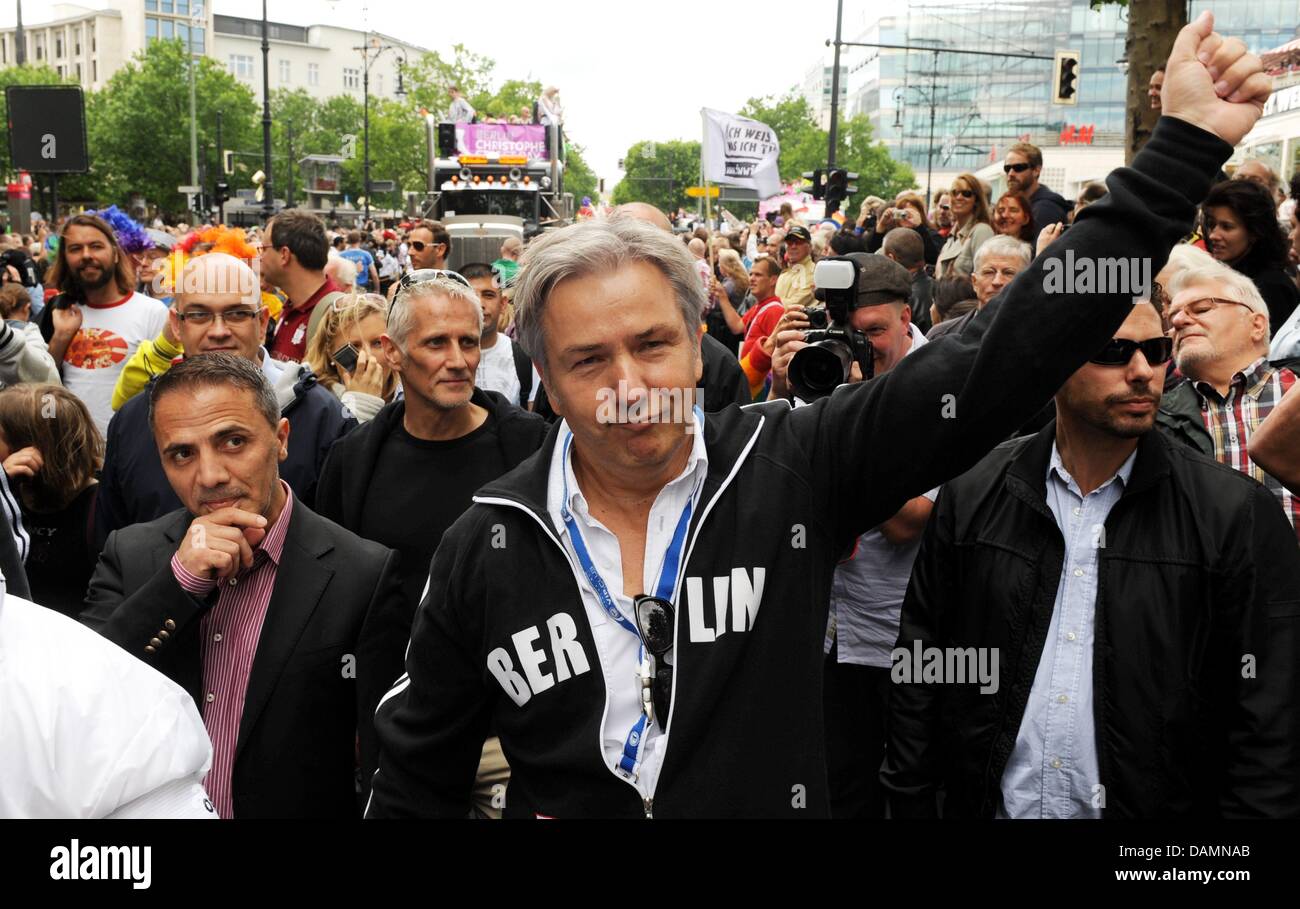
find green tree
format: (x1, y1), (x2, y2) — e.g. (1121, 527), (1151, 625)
(476, 78), (542, 121)
(403, 44), (495, 119)
(87, 39), (259, 212)
(739, 93), (914, 201)
(610, 140), (701, 215)
(564, 142), (599, 205)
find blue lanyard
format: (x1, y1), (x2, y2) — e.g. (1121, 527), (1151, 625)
(560, 431), (695, 777)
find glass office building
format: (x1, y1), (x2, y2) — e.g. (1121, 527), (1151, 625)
(854, 0), (1300, 174)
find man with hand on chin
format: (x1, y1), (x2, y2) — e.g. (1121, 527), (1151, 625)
(82, 354), (404, 819)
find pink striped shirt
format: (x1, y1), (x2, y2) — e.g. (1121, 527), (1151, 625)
(169, 482), (293, 820)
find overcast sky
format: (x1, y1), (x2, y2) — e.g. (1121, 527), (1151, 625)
(217, 0), (868, 184)
(21, 0), (888, 184)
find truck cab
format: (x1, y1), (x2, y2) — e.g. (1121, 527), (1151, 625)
(426, 120), (571, 238)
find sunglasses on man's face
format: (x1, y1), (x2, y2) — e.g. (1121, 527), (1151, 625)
(1088, 336), (1173, 367)
(1004, 162), (1032, 174)
(409, 240), (444, 253)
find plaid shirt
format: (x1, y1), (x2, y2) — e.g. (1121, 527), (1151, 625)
(1192, 356), (1300, 541)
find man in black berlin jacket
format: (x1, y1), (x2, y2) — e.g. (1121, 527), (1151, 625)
(882, 303), (1300, 818)
(366, 16), (1273, 818)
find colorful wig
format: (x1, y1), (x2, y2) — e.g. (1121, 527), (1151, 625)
(84, 204), (153, 255)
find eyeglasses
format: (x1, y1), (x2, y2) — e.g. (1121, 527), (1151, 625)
(939, 203), (952, 210)
(174, 307), (262, 326)
(1003, 162), (1032, 174)
(409, 240), (445, 253)
(1088, 336), (1173, 366)
(634, 594), (675, 726)
(951, 189), (975, 199)
(1167, 296), (1256, 324)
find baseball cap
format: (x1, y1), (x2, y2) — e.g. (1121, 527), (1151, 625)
(849, 252), (913, 307)
(785, 224), (812, 243)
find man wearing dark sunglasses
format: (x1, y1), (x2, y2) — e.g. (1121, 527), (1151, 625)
(368, 13), (1279, 819)
(1004, 142), (1071, 231)
(884, 299), (1300, 818)
(406, 220), (450, 273)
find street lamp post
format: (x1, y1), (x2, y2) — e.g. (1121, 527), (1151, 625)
(188, 8), (200, 220)
(260, 0), (274, 219)
(354, 34), (406, 223)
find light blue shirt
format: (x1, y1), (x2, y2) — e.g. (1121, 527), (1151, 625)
(998, 442), (1136, 819)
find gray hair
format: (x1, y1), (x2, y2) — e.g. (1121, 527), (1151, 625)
(386, 277), (485, 352)
(512, 218), (707, 366)
(1167, 258), (1271, 339)
(974, 234), (1032, 272)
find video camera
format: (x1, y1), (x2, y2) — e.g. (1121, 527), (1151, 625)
(788, 257), (876, 401)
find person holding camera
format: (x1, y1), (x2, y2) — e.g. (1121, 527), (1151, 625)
(768, 253), (937, 817)
(865, 193), (942, 266)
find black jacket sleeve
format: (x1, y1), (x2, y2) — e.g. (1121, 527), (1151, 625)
(1217, 483), (1300, 818)
(93, 412), (132, 550)
(314, 439), (347, 528)
(878, 485), (954, 818)
(80, 529), (208, 660)
(366, 517), (492, 818)
(353, 546), (407, 802)
(789, 117), (1234, 546)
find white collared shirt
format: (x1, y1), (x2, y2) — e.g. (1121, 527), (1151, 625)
(546, 410), (709, 801)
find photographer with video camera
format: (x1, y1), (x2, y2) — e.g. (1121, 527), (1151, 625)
(770, 253), (937, 817)
(769, 253), (920, 403)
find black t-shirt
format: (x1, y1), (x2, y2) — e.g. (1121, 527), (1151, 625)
(23, 484), (98, 619)
(359, 412), (509, 608)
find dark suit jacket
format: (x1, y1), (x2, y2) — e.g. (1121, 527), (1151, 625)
(80, 501), (404, 819)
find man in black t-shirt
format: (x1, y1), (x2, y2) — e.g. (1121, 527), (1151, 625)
(314, 273), (547, 815)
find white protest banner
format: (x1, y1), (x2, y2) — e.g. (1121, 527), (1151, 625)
(701, 108), (782, 199)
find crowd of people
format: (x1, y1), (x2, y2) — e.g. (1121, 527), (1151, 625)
(2, 12), (1298, 821)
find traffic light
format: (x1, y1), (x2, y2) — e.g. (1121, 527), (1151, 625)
(1053, 50), (1080, 105)
(803, 169), (826, 200)
(214, 180), (230, 212)
(222, 149), (235, 175)
(823, 169), (858, 216)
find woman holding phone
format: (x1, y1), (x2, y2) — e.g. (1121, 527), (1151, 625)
(305, 292), (398, 422)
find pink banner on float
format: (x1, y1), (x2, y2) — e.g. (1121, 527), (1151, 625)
(456, 124), (549, 159)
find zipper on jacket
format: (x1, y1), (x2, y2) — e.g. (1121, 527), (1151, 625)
(472, 413), (764, 821)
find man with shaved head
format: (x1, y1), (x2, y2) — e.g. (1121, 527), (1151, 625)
(96, 252), (355, 543)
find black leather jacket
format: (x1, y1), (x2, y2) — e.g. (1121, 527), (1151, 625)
(883, 424), (1300, 818)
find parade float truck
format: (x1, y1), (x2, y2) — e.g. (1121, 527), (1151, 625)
(426, 120), (572, 269)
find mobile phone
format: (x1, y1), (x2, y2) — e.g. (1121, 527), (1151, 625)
(332, 343), (359, 374)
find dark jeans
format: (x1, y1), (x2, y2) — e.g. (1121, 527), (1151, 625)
(823, 641), (892, 818)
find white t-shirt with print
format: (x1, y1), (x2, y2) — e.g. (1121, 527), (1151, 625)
(475, 333), (539, 408)
(60, 292), (168, 434)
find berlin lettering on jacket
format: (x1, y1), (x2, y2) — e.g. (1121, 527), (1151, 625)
(487, 568), (766, 705)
